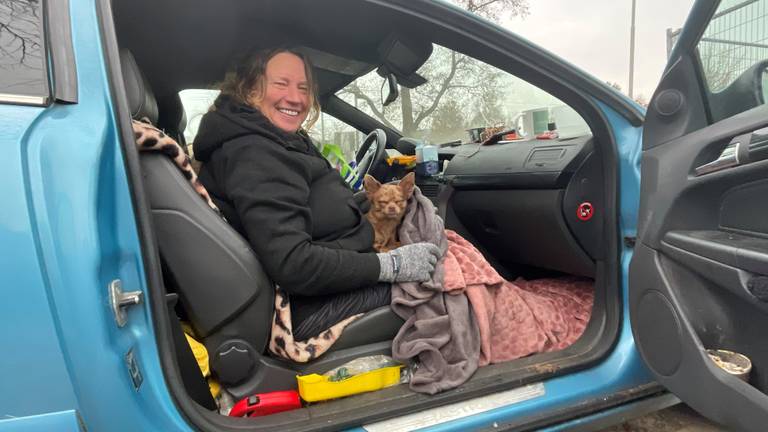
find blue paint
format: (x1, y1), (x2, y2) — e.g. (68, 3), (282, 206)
(0, 104), (80, 418)
(538, 394), (679, 431)
(0, 0), (189, 430)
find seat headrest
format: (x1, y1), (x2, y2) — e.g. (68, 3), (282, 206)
(120, 49), (159, 125)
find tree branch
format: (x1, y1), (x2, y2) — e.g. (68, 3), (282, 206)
(470, 0), (504, 12)
(339, 86), (399, 131)
(414, 51), (461, 126)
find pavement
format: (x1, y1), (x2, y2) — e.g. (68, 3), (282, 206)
(596, 404), (726, 432)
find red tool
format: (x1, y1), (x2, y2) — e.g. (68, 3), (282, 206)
(229, 390), (302, 417)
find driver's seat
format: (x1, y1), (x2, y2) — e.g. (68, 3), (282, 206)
(120, 49), (403, 400)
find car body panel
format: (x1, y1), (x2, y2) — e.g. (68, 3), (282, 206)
(0, 0), (188, 430)
(0, 104), (80, 421)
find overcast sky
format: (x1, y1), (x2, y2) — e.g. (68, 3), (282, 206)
(502, 0), (696, 100)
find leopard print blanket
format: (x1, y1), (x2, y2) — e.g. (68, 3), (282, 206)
(132, 119), (220, 213)
(132, 119), (355, 363)
(269, 288), (362, 362)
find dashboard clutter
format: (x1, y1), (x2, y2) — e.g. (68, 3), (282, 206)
(228, 390), (302, 417)
(536, 123), (559, 140)
(387, 154), (417, 168)
(416, 143), (440, 176)
(482, 128), (518, 145)
(467, 127), (486, 143)
(514, 108), (550, 138)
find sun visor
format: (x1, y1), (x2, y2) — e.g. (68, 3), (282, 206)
(376, 34), (432, 89)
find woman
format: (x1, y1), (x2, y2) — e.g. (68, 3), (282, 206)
(193, 48), (440, 340)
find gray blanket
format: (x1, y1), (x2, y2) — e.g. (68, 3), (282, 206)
(391, 189), (480, 394)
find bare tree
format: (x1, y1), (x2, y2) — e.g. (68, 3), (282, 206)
(0, 0), (42, 69)
(698, 41), (743, 92)
(453, 0), (529, 21)
(430, 99), (467, 143)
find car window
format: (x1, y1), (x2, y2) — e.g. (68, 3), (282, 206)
(696, 0), (768, 121)
(308, 112), (364, 162)
(0, 0), (48, 102)
(338, 44), (590, 144)
(179, 89), (220, 144)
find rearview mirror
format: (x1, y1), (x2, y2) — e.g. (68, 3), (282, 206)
(380, 73), (399, 106)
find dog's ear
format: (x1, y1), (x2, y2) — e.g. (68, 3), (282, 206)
(399, 172), (416, 198)
(363, 174), (381, 197)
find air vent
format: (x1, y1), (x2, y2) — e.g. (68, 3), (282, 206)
(420, 183), (440, 197)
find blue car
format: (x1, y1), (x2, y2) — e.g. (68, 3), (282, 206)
(2, 0), (767, 430)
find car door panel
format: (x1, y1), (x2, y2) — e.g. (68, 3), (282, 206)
(632, 115), (768, 430)
(631, 0), (768, 429)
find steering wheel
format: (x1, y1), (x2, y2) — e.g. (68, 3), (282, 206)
(354, 128), (388, 178)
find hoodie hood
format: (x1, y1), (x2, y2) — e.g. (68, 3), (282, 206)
(193, 94), (313, 162)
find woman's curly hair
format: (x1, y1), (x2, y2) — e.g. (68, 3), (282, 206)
(218, 47), (320, 131)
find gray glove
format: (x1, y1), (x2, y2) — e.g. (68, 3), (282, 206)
(377, 242), (442, 283)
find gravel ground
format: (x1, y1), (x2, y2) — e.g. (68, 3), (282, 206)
(596, 404), (727, 432)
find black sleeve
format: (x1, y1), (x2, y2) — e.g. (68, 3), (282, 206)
(222, 138), (380, 296)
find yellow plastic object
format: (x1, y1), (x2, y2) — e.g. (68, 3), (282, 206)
(386, 155), (417, 166)
(296, 365), (403, 402)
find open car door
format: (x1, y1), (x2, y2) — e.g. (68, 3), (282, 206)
(630, 0), (768, 430)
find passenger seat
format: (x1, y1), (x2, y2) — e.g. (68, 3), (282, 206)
(120, 49), (403, 400)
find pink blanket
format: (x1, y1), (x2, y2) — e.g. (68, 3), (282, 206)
(443, 230), (594, 365)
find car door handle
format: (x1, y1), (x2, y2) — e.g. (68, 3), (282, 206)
(661, 230), (768, 312)
(695, 127), (768, 176)
(662, 230), (768, 276)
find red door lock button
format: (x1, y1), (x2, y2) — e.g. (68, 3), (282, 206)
(577, 202), (594, 221)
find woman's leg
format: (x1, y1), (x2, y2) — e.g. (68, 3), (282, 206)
(290, 283), (390, 341)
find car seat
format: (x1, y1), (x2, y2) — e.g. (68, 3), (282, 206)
(120, 49), (403, 400)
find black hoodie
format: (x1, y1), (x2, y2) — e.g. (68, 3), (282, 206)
(194, 96), (380, 296)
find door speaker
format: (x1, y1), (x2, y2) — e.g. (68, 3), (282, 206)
(654, 89), (685, 117)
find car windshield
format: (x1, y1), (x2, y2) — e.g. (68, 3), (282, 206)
(338, 44), (590, 144)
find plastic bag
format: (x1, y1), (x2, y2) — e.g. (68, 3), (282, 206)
(324, 355), (401, 382)
(317, 142), (362, 190)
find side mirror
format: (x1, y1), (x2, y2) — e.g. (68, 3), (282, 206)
(709, 59), (768, 121)
(761, 66), (768, 105)
(380, 73), (399, 106)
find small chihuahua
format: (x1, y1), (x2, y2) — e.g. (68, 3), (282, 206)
(364, 172), (416, 252)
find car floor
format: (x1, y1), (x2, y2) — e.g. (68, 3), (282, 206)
(596, 404), (727, 432)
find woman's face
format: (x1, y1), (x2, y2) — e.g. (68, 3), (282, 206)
(252, 52), (310, 133)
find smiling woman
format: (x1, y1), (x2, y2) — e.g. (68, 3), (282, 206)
(191, 46), (441, 356)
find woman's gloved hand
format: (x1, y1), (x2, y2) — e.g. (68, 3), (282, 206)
(377, 242), (442, 282)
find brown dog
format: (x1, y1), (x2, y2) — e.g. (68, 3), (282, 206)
(364, 172), (416, 252)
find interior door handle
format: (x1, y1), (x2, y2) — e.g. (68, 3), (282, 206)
(695, 127), (768, 176)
